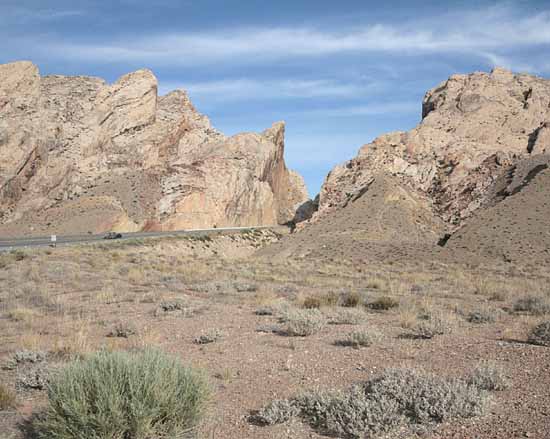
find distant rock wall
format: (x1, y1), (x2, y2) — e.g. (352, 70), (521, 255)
(0, 61), (308, 236)
(315, 67), (550, 227)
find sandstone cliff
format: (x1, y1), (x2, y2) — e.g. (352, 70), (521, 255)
(0, 61), (308, 236)
(316, 67), (550, 227)
(263, 67), (550, 265)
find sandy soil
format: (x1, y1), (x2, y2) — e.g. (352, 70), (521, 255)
(1, 231), (549, 439)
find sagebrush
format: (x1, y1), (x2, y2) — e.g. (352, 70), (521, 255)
(32, 349), (209, 439)
(256, 368), (490, 438)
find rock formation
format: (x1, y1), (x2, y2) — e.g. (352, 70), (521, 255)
(0, 61), (308, 236)
(315, 67), (550, 227)
(264, 67), (550, 265)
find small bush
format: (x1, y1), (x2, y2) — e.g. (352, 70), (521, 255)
(3, 350), (47, 370)
(158, 300), (186, 313)
(337, 329), (382, 348)
(10, 249), (27, 261)
(282, 309), (325, 336)
(513, 295), (550, 315)
(367, 296), (399, 311)
(32, 349), (209, 439)
(297, 386), (402, 438)
(411, 315), (452, 339)
(302, 291), (339, 309)
(466, 309), (497, 324)
(255, 306), (274, 316)
(338, 290), (362, 308)
(234, 282), (257, 293)
(256, 399), (300, 425)
(107, 322), (137, 338)
(16, 365), (50, 391)
(468, 362), (510, 391)
(0, 383), (16, 411)
(528, 321), (550, 347)
(302, 296), (322, 309)
(257, 368), (489, 438)
(364, 369), (488, 424)
(329, 308), (366, 325)
(194, 329), (222, 345)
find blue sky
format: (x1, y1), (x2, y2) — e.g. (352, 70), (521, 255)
(2, 0), (550, 195)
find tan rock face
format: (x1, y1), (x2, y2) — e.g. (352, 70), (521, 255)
(316, 67), (550, 227)
(0, 61), (308, 236)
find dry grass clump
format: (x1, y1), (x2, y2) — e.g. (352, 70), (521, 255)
(336, 329), (382, 348)
(411, 313), (454, 339)
(256, 368), (490, 438)
(513, 295), (550, 315)
(527, 320), (550, 347)
(301, 291), (338, 309)
(31, 349), (210, 439)
(467, 362), (510, 391)
(329, 308), (366, 325)
(0, 383), (16, 411)
(338, 290), (362, 308)
(7, 307), (42, 323)
(281, 308), (325, 336)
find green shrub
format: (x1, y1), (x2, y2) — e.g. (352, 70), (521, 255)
(32, 349), (209, 439)
(528, 321), (550, 346)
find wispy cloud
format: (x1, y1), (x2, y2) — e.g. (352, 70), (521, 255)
(298, 102), (419, 118)
(1, 6), (84, 24)
(160, 78), (387, 100)
(27, 3), (550, 71)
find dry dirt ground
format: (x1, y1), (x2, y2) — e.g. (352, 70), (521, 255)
(0, 231), (549, 439)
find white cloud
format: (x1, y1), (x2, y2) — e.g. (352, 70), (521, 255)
(159, 78), (386, 100)
(29, 3), (550, 69)
(290, 102), (419, 118)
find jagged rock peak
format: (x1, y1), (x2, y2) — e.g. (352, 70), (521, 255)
(0, 61), (309, 236)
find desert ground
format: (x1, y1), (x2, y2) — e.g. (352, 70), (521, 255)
(1, 230), (549, 439)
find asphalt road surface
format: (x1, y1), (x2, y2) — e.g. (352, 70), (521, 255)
(0, 226), (286, 251)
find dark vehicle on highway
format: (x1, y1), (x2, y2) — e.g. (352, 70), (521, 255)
(104, 232), (123, 240)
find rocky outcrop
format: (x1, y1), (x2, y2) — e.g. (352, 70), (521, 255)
(315, 67), (550, 228)
(0, 61), (308, 236)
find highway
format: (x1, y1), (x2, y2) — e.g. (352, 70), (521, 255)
(0, 226), (287, 251)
